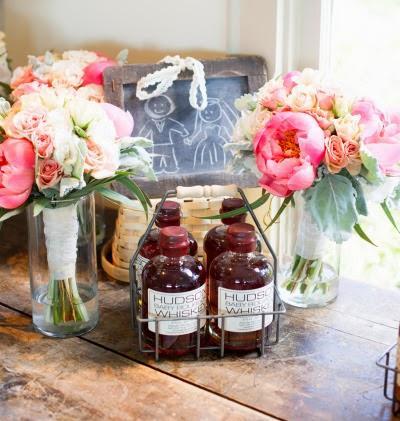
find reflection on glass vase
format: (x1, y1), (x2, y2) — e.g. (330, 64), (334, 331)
(275, 196), (340, 308)
(27, 194), (98, 338)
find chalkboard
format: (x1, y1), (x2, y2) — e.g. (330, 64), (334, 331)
(104, 56), (267, 197)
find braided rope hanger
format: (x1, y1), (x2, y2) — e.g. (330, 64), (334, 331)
(136, 55), (208, 111)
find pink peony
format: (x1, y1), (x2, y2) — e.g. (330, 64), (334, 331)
(82, 58), (116, 86)
(351, 98), (385, 140)
(36, 159), (63, 190)
(0, 138), (35, 209)
(254, 111), (325, 197)
(283, 71), (301, 92)
(101, 103), (134, 138)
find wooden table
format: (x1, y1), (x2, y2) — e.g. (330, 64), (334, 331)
(1, 215), (399, 420)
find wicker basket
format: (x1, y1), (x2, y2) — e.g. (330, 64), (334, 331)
(102, 184), (245, 283)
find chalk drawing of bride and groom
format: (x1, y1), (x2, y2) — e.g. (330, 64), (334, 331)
(138, 94), (238, 175)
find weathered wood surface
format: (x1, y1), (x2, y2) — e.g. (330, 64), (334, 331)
(0, 304), (272, 421)
(0, 215), (399, 420)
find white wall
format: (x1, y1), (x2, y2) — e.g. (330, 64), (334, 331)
(1, 0), (279, 75)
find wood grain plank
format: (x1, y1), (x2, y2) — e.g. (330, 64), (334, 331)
(0, 216), (398, 420)
(0, 304), (275, 421)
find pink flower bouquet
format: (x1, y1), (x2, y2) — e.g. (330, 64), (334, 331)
(228, 68), (400, 303)
(0, 82), (154, 328)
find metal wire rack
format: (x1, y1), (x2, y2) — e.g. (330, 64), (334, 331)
(376, 342), (400, 416)
(129, 187), (286, 361)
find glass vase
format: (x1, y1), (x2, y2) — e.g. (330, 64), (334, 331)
(275, 195), (340, 308)
(27, 194), (99, 337)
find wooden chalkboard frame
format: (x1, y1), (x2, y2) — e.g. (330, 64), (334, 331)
(103, 55), (267, 197)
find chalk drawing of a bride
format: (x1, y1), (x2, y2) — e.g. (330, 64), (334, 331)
(189, 98), (238, 170)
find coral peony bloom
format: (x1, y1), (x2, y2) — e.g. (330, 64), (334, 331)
(254, 111), (325, 197)
(82, 59), (116, 86)
(0, 138), (35, 209)
(36, 159), (63, 190)
(101, 103), (134, 138)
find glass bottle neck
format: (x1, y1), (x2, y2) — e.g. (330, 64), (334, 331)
(156, 219), (181, 228)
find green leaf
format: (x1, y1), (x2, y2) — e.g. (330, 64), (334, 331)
(339, 169), (368, 216)
(197, 193), (270, 220)
(33, 198), (50, 216)
(354, 223), (377, 246)
(360, 145), (385, 184)
(265, 194), (293, 230)
(72, 139), (87, 180)
(304, 174), (358, 243)
(117, 177), (152, 218)
(74, 125), (88, 139)
(0, 206), (27, 222)
(96, 187), (138, 207)
(381, 200), (400, 234)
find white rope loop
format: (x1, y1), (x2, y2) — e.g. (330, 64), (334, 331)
(136, 55), (208, 111)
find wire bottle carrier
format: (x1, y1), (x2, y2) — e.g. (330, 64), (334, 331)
(129, 187), (286, 361)
(376, 342), (400, 416)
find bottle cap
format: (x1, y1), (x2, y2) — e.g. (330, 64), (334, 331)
(159, 226), (190, 257)
(227, 223), (257, 253)
(155, 200), (181, 227)
(220, 197), (246, 225)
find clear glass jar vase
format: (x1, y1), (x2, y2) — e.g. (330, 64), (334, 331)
(27, 194), (99, 337)
(275, 195), (341, 308)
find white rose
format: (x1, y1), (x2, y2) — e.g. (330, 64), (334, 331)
(334, 95), (351, 117)
(334, 114), (361, 141)
(294, 68), (322, 86)
(62, 50), (99, 65)
(51, 60), (84, 88)
(86, 117), (116, 145)
(258, 78), (284, 98)
(53, 131), (80, 175)
(287, 84), (317, 111)
(67, 97), (106, 129)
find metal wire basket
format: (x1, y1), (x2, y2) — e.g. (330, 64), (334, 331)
(129, 187), (286, 361)
(376, 342), (400, 416)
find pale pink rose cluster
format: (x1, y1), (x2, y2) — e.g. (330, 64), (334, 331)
(0, 86), (134, 208)
(10, 50), (116, 101)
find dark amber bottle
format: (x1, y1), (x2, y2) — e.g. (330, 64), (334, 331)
(136, 201), (198, 288)
(208, 223), (274, 351)
(203, 198), (246, 276)
(142, 226), (206, 356)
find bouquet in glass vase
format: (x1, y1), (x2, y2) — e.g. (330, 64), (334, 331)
(226, 68), (400, 307)
(0, 86), (154, 336)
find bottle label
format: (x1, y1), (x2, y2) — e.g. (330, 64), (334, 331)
(135, 254), (150, 290)
(218, 283), (274, 333)
(147, 284), (206, 336)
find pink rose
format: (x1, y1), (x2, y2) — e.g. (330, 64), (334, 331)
(8, 108), (47, 139)
(351, 98), (385, 140)
(11, 81), (48, 101)
(0, 138), (35, 209)
(283, 71), (301, 91)
(325, 135), (362, 175)
(254, 111), (325, 197)
(37, 159), (63, 190)
(317, 90), (334, 111)
(10, 66), (35, 89)
(84, 139), (119, 179)
(31, 126), (54, 159)
(261, 87), (287, 110)
(101, 103), (134, 138)
(82, 58), (116, 86)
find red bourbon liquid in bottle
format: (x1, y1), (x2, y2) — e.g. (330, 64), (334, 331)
(142, 226), (206, 356)
(209, 223), (274, 351)
(204, 198), (246, 276)
(136, 201), (197, 289)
